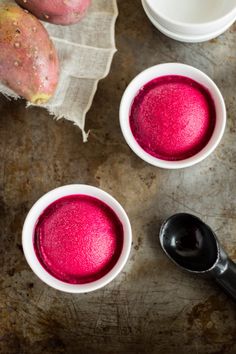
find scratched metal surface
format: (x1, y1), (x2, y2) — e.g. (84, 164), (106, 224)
(0, 1), (236, 353)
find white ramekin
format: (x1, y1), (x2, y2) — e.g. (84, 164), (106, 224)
(144, 0), (236, 37)
(119, 63), (226, 169)
(22, 184), (132, 293)
(142, 0), (236, 43)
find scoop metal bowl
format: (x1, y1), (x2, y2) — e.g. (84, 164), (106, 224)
(160, 213), (236, 300)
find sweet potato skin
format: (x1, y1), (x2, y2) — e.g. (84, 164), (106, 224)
(0, 4), (59, 104)
(16, 0), (91, 25)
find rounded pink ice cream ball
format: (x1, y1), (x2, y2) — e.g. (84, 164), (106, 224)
(16, 0), (91, 25)
(34, 195), (123, 284)
(130, 76), (216, 161)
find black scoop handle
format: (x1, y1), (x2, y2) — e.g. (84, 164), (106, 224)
(214, 258), (236, 301)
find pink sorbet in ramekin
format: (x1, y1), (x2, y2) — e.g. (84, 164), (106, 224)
(34, 195), (124, 284)
(129, 75), (216, 161)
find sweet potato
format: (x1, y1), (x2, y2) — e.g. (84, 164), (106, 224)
(15, 0), (91, 25)
(0, 3), (59, 104)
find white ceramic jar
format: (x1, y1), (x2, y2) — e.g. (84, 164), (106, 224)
(120, 63), (226, 169)
(22, 184), (132, 293)
(142, 0), (236, 42)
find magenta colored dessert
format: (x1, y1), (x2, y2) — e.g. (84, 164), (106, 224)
(34, 195), (124, 284)
(130, 75), (216, 161)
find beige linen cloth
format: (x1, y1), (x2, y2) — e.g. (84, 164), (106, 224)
(0, 0), (118, 141)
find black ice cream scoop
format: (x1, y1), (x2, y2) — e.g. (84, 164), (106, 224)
(159, 213), (236, 300)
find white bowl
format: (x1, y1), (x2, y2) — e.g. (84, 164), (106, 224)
(22, 184), (132, 293)
(119, 63), (226, 169)
(144, 0), (236, 36)
(142, 0), (236, 43)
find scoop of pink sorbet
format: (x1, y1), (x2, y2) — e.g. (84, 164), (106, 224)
(130, 75), (216, 161)
(34, 195), (123, 284)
